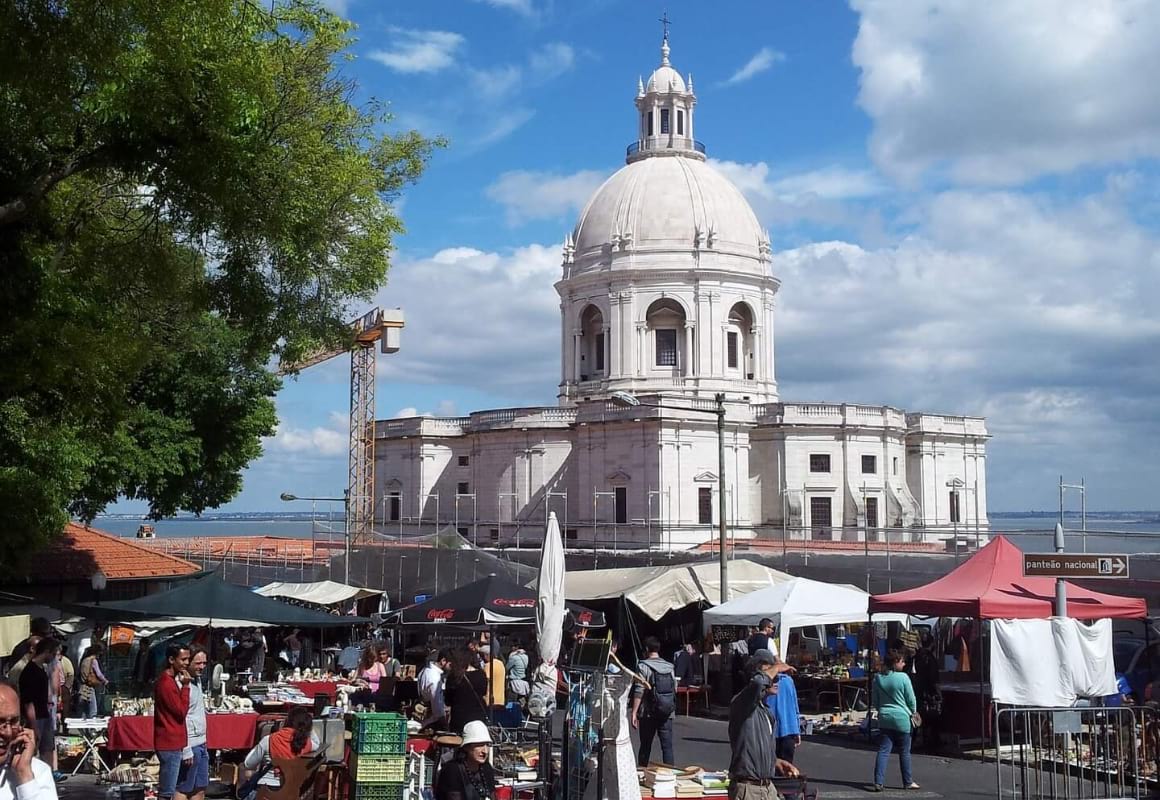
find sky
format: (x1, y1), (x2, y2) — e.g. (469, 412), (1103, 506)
(115, 0), (1160, 516)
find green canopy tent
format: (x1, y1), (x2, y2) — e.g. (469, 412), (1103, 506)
(74, 572), (370, 626)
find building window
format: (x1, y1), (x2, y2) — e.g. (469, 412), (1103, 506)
(614, 487), (628, 524)
(489, 528), (500, 543)
(660, 108), (670, 134)
(698, 487), (712, 525)
(861, 455), (877, 474)
(595, 333), (605, 372)
(388, 494), (400, 522)
(458, 455), (469, 467)
(647, 111), (654, 136)
(950, 491), (961, 524)
(677, 109), (684, 135)
(457, 481), (469, 496)
(565, 528), (578, 541)
(810, 496), (832, 537)
(457, 526), (468, 536)
(865, 496), (878, 530)
(655, 329), (678, 366)
(727, 331), (739, 369)
(892, 456), (898, 476)
(809, 453), (831, 473)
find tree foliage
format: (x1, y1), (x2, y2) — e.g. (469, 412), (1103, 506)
(0, 0), (439, 568)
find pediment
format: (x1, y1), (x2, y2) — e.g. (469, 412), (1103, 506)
(693, 471), (718, 483)
(606, 469), (632, 483)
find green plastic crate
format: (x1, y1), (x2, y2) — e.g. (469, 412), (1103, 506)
(352, 713), (407, 755)
(353, 784), (405, 800)
(350, 754), (407, 784)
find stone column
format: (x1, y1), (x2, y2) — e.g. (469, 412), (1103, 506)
(684, 322), (695, 380)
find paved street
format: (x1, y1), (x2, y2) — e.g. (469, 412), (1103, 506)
(56, 714), (1000, 800)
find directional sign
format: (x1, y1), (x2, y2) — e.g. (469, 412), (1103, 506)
(1023, 553), (1130, 579)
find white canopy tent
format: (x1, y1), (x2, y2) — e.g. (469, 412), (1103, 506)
(556, 558), (794, 621)
(255, 580), (382, 606)
(702, 577), (909, 644)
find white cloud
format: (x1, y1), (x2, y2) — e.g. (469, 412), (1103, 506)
(473, 109), (537, 149)
(470, 0), (535, 16)
(851, 0), (1160, 185)
(772, 186), (1160, 509)
(392, 400), (460, 419)
(318, 0), (351, 15)
(709, 159), (885, 232)
(368, 28), (464, 74)
(374, 244), (561, 399)
(485, 169), (609, 225)
(268, 418), (348, 456)
(528, 43), (575, 78)
(722, 47), (785, 86)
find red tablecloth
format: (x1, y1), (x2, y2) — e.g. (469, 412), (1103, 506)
(106, 713), (260, 751)
(288, 681), (347, 699)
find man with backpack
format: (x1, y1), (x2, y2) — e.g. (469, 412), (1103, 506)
(630, 637), (677, 767)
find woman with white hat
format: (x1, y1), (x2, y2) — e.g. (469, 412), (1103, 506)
(434, 720), (496, 800)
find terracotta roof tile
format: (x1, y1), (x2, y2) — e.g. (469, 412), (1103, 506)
(43, 523), (201, 581)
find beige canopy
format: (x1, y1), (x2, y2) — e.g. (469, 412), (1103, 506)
(550, 558), (794, 621)
(255, 580), (382, 607)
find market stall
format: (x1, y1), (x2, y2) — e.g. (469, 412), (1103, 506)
(255, 580), (383, 608)
(869, 536), (1146, 741)
(105, 713), (260, 751)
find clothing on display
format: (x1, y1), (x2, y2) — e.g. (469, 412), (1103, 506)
(583, 672), (641, 800)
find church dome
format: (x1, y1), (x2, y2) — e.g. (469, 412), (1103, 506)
(569, 156), (769, 270)
(646, 65), (686, 94)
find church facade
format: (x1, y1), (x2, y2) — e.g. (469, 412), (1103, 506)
(373, 37), (989, 550)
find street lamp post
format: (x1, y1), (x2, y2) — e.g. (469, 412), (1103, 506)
(281, 492), (350, 583)
(611, 391), (730, 603)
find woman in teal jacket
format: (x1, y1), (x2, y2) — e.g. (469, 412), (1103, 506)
(870, 649), (919, 791)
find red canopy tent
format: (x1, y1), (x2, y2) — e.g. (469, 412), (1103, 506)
(868, 535), (1145, 619)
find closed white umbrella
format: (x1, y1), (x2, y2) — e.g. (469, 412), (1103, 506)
(530, 511), (566, 718)
(536, 511), (566, 665)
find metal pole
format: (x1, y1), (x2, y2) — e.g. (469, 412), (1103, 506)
(716, 393), (729, 604)
(343, 489), (350, 584)
(1081, 477), (1087, 554)
(862, 482), (869, 591)
(1055, 522), (1067, 617)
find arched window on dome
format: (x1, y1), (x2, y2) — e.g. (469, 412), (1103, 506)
(727, 302), (756, 381)
(646, 298), (687, 377)
(579, 304), (605, 381)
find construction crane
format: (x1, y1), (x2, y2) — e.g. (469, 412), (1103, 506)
(277, 307), (404, 544)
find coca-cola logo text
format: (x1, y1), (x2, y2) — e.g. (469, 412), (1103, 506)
(427, 609), (455, 621)
(492, 598), (535, 608)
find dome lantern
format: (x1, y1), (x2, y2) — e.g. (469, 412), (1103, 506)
(629, 32), (703, 164)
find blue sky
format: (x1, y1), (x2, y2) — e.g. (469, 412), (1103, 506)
(111, 0), (1160, 516)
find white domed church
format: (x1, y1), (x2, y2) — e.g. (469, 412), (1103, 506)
(374, 36), (989, 550)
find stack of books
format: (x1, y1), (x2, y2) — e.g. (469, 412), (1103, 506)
(675, 778), (703, 798)
(641, 768), (678, 799)
(695, 772), (729, 797)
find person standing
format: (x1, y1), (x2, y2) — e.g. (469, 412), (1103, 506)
(176, 647), (209, 800)
(630, 637), (676, 767)
(727, 650), (797, 800)
(283, 630), (302, 669)
(154, 644), (192, 800)
(911, 635), (942, 753)
(418, 650), (449, 730)
(444, 649), (489, 736)
(747, 620), (777, 659)
(765, 658), (801, 764)
(78, 645), (109, 719)
(480, 646), (505, 711)
(6, 636), (42, 686)
(18, 639), (63, 783)
(8, 620), (52, 665)
(0, 679), (58, 800)
(505, 642), (530, 705)
(433, 721), (496, 800)
(869, 649), (919, 792)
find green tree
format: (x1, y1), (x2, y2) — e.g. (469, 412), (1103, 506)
(0, 0), (439, 568)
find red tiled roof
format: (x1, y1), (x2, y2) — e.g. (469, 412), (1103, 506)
(44, 523), (201, 581)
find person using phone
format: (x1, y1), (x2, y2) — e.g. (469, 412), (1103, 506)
(0, 679), (57, 800)
(154, 645), (192, 800)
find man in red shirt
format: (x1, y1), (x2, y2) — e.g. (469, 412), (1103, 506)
(154, 644), (192, 800)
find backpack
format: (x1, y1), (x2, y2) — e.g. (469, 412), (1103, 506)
(646, 666), (676, 719)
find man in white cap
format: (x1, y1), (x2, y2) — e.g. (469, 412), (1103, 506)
(434, 720), (496, 800)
